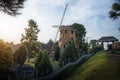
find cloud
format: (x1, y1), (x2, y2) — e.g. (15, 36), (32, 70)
(0, 0), (119, 43)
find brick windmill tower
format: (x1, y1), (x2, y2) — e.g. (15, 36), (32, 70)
(59, 25), (77, 51)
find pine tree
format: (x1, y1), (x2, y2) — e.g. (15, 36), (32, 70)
(35, 51), (53, 76)
(0, 0), (25, 16)
(54, 42), (60, 61)
(21, 19), (40, 62)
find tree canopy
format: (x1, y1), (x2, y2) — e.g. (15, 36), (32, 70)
(0, 39), (13, 80)
(90, 39), (99, 49)
(72, 23), (86, 52)
(21, 19), (40, 61)
(109, 0), (120, 19)
(35, 51), (53, 76)
(0, 0), (26, 16)
(54, 42), (60, 61)
(60, 40), (77, 66)
(13, 45), (27, 66)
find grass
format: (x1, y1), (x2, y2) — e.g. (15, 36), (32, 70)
(53, 56), (89, 80)
(25, 61), (35, 67)
(66, 51), (120, 80)
(51, 60), (60, 72)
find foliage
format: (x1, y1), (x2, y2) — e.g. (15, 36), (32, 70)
(54, 42), (60, 61)
(13, 45), (27, 66)
(89, 39), (102, 54)
(92, 46), (103, 54)
(0, 0), (25, 16)
(109, 0), (120, 19)
(60, 41), (77, 66)
(90, 39), (99, 49)
(51, 60), (60, 71)
(81, 42), (88, 52)
(0, 39), (13, 80)
(35, 51), (53, 76)
(21, 19), (40, 61)
(72, 23), (86, 52)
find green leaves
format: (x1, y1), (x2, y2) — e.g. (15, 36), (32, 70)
(35, 51), (53, 76)
(21, 19), (40, 60)
(0, 0), (26, 16)
(0, 39), (13, 80)
(72, 23), (86, 52)
(109, 0), (120, 19)
(14, 45), (27, 66)
(54, 42), (60, 61)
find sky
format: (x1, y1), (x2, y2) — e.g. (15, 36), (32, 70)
(0, 0), (120, 44)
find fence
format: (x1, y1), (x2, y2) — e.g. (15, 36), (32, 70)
(35, 53), (91, 80)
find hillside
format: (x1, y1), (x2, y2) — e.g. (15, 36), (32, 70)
(66, 51), (120, 80)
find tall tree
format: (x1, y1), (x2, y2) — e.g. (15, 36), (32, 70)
(13, 45), (27, 66)
(54, 42), (60, 61)
(35, 51), (53, 77)
(0, 39), (13, 80)
(21, 19), (40, 62)
(109, 0), (120, 19)
(72, 23), (86, 52)
(0, 0), (26, 16)
(90, 39), (99, 49)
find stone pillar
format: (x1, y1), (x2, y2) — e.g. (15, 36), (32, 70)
(112, 41), (115, 50)
(101, 41), (104, 50)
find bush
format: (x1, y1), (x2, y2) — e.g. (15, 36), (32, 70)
(0, 39), (13, 80)
(35, 51), (53, 77)
(93, 46), (103, 54)
(60, 41), (77, 66)
(13, 45), (27, 66)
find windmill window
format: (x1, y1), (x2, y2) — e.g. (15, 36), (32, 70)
(71, 30), (73, 34)
(65, 30), (67, 34)
(63, 45), (66, 48)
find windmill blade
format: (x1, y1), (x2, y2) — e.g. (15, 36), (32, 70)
(54, 0), (69, 42)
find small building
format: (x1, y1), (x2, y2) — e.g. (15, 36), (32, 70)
(59, 25), (77, 51)
(98, 36), (119, 50)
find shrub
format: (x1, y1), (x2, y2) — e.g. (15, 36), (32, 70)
(13, 45), (27, 66)
(0, 39), (13, 80)
(93, 46), (103, 54)
(35, 51), (53, 77)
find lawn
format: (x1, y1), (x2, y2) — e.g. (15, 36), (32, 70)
(51, 60), (60, 72)
(25, 61), (35, 67)
(66, 51), (120, 80)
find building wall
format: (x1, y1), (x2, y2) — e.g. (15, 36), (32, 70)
(59, 26), (77, 51)
(114, 42), (120, 50)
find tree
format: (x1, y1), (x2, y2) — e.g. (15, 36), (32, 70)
(35, 51), (53, 77)
(90, 39), (99, 49)
(54, 42), (60, 61)
(109, 0), (120, 33)
(90, 39), (102, 54)
(109, 0), (120, 19)
(60, 41), (77, 66)
(0, 39), (13, 80)
(72, 23), (86, 52)
(13, 45), (27, 66)
(0, 0), (25, 16)
(21, 19), (40, 62)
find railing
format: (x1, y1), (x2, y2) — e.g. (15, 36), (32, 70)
(35, 53), (91, 80)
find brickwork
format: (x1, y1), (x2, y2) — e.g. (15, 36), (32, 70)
(59, 25), (76, 50)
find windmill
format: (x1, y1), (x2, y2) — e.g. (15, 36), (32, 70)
(51, 0), (70, 58)
(53, 0), (69, 42)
